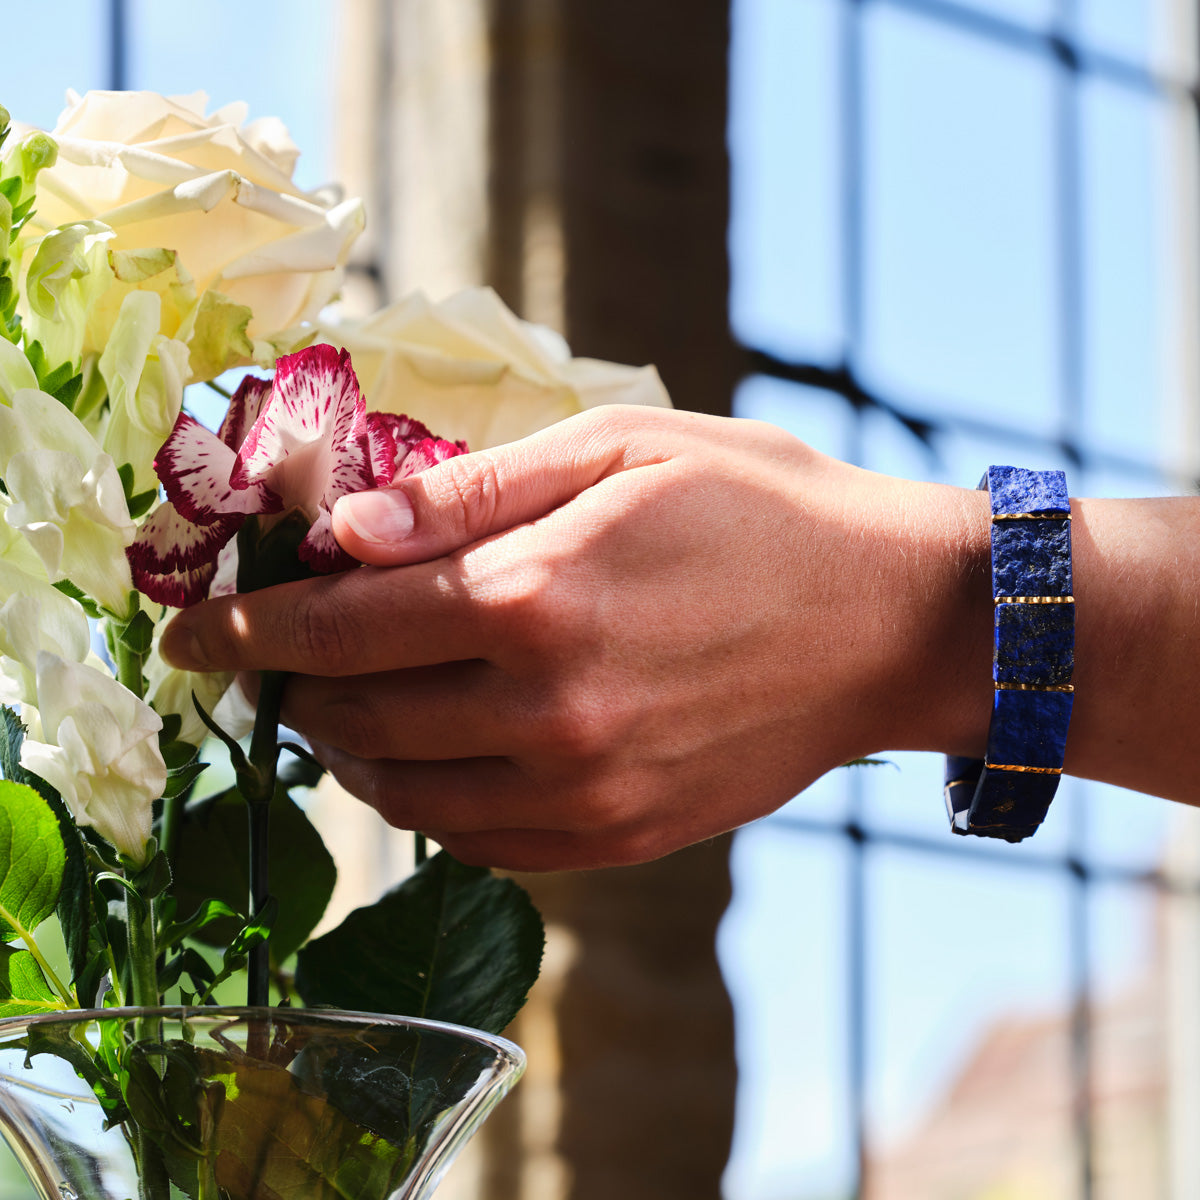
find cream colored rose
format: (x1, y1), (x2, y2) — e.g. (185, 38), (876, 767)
(315, 287), (672, 450)
(24, 89), (364, 379)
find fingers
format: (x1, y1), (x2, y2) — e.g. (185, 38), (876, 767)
(312, 749), (557, 834)
(280, 662), (523, 761)
(332, 406), (664, 567)
(160, 561), (489, 675)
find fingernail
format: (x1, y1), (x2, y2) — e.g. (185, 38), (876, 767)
(160, 620), (208, 670)
(340, 490), (415, 545)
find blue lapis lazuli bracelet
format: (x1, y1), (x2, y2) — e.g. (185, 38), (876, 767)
(944, 466), (1075, 843)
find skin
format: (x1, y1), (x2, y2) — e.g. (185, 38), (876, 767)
(160, 405), (1200, 871)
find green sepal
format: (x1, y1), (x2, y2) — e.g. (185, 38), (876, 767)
(294, 850), (544, 1033)
(114, 608), (156, 657)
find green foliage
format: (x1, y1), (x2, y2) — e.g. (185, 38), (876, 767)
(24, 339), (82, 408)
(171, 787), (336, 967)
(295, 851), (545, 1034)
(0, 117), (55, 345)
(0, 780), (65, 945)
(0, 945), (60, 1016)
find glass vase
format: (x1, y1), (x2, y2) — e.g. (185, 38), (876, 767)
(0, 1006), (524, 1200)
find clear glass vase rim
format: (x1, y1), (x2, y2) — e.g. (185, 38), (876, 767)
(0, 1005), (525, 1071)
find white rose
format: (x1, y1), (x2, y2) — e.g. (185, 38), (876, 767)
(314, 287), (672, 450)
(24, 89), (364, 379)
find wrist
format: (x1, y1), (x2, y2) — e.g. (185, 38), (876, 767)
(874, 479), (994, 757)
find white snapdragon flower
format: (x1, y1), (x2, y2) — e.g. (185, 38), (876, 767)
(0, 388), (135, 617)
(0, 568), (92, 707)
(20, 652), (164, 864)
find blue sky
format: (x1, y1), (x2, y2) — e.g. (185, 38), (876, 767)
(0, 2), (1191, 1198)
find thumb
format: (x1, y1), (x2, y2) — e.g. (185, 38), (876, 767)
(332, 420), (625, 566)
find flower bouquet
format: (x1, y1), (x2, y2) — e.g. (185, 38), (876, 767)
(0, 90), (669, 1200)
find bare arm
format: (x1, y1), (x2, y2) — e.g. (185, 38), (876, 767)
(159, 406), (1200, 869)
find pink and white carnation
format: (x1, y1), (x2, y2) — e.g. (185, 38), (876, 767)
(128, 343), (467, 607)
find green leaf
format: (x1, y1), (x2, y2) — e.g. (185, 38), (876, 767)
(0, 780), (66, 944)
(0, 944), (62, 1016)
(294, 851), (544, 1033)
(171, 788), (336, 965)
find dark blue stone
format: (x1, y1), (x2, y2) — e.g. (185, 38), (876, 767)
(986, 689), (1073, 767)
(993, 603), (1075, 685)
(984, 466), (1070, 515)
(967, 768), (1058, 840)
(991, 519), (1073, 596)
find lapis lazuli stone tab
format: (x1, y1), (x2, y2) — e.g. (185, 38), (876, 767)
(986, 689), (1073, 768)
(994, 603), (1075, 686)
(966, 768), (1060, 842)
(983, 465), (1070, 516)
(991, 520), (1073, 596)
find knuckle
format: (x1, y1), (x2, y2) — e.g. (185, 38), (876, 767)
(433, 454), (503, 544)
(288, 591), (360, 670)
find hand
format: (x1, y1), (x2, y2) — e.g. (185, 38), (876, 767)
(162, 406), (994, 870)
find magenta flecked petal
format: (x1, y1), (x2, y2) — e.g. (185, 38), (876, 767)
(232, 345), (367, 507)
(208, 541), (240, 598)
(363, 413), (399, 488)
(219, 375), (273, 450)
(127, 501), (241, 574)
(157, 413), (281, 523)
(372, 412), (434, 449)
(126, 504), (228, 607)
(135, 562), (219, 608)
(394, 436), (469, 479)
(298, 509), (358, 573)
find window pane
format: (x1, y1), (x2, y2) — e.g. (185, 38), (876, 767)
(861, 6), (1061, 436)
(720, 828), (856, 1200)
(5, 1), (108, 129)
(1072, 0), (1154, 68)
(952, 0), (1056, 30)
(128, 0), (337, 189)
(1089, 880), (1171, 1198)
(1078, 78), (1167, 465)
(866, 850), (1078, 1196)
(729, 0), (844, 362)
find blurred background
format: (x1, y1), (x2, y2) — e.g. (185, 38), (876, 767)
(5, 1), (1200, 1197)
